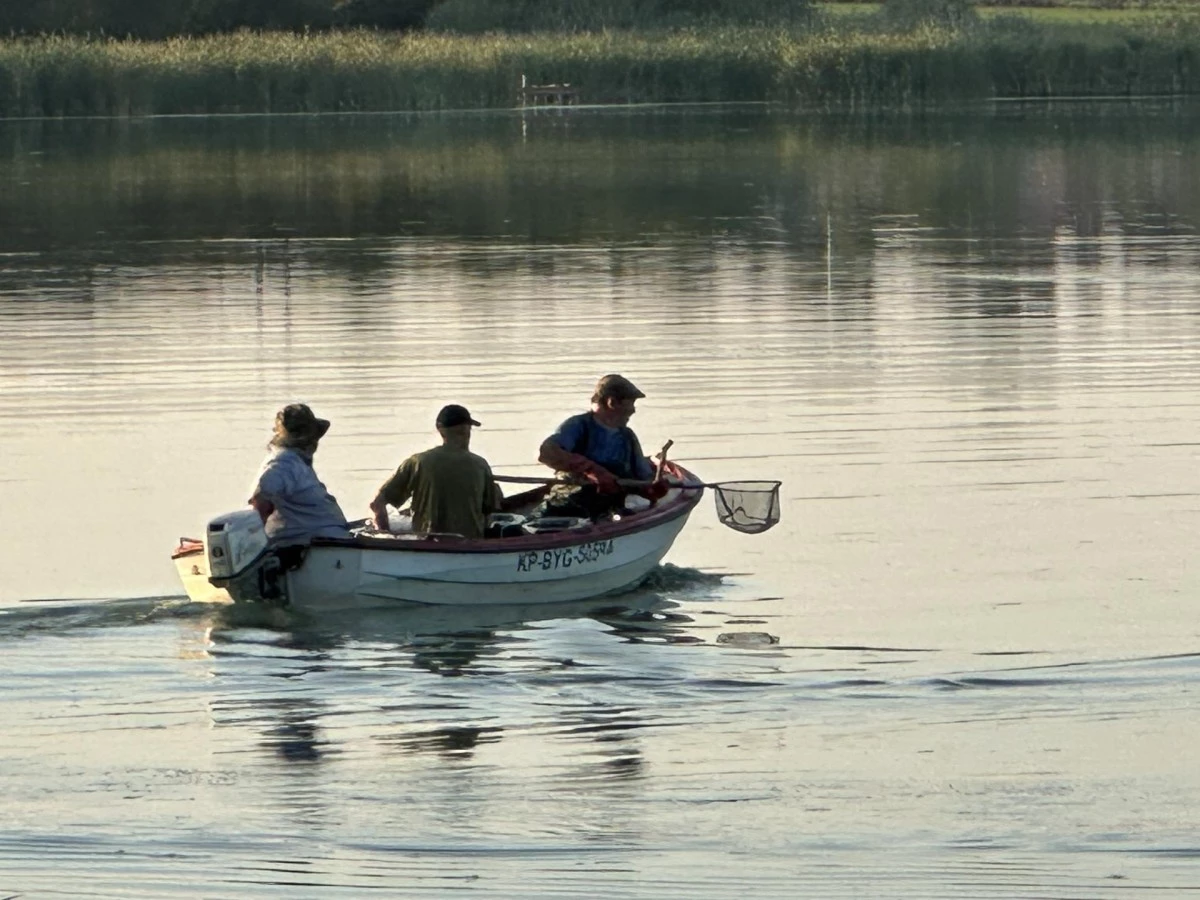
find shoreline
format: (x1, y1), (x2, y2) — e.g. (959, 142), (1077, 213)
(1, 94), (1196, 126)
(1, 25), (1198, 119)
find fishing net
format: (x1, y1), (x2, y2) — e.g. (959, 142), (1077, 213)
(712, 481), (782, 534)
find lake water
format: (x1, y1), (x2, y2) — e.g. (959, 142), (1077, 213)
(2, 103), (1200, 897)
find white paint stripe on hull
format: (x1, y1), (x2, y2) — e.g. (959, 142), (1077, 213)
(324, 550), (669, 609)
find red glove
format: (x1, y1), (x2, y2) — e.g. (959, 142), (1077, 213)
(582, 463), (621, 494)
(563, 453), (621, 494)
(641, 481), (669, 501)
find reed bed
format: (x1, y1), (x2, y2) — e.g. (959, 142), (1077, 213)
(0, 22), (1196, 118)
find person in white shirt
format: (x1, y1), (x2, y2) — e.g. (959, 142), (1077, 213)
(249, 403), (349, 546)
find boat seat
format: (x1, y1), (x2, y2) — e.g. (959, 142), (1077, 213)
(521, 516), (590, 535)
(487, 513), (527, 539)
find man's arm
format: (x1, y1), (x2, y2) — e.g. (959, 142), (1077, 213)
(632, 450), (657, 482)
(482, 464), (503, 515)
(368, 494), (390, 531)
(539, 436), (619, 493)
(249, 458), (289, 524)
(626, 430), (657, 482)
(539, 415), (604, 475)
(538, 436), (584, 472)
(249, 495), (275, 523)
(370, 459), (415, 531)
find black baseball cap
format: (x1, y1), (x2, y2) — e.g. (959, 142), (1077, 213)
(436, 404), (481, 428)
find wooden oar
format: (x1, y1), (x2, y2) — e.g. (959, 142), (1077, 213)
(653, 439), (674, 482)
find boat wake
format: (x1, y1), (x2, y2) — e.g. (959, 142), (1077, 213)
(637, 563), (724, 591)
(0, 595), (211, 640)
(0, 564), (723, 645)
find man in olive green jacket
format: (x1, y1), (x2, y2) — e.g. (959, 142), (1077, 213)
(369, 404), (501, 539)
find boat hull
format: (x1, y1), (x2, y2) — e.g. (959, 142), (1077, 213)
(172, 544), (232, 605)
(172, 473), (702, 613)
(289, 508), (692, 611)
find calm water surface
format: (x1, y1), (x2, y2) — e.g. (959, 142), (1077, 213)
(2, 104), (1199, 897)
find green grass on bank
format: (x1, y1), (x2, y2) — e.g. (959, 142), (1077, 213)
(1, 21), (1198, 118)
(821, 2), (1191, 23)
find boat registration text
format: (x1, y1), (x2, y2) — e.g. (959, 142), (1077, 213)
(516, 540), (615, 572)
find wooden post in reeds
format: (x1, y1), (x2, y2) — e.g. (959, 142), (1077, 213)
(518, 72), (579, 109)
(826, 210), (833, 301)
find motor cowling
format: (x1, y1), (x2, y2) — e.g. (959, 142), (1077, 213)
(206, 509), (269, 583)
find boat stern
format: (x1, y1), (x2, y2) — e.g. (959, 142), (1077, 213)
(171, 539), (232, 605)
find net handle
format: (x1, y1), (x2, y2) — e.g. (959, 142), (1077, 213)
(492, 475), (776, 490)
(490, 475), (781, 534)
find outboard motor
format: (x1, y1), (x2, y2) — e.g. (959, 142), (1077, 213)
(206, 509), (269, 585)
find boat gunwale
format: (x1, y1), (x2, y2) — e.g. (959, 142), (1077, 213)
(171, 466), (705, 562)
(172, 539), (204, 560)
(312, 481), (704, 556)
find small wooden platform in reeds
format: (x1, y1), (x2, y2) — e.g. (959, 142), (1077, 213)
(518, 76), (580, 107)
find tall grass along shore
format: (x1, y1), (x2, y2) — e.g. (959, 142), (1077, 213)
(1, 18), (1197, 118)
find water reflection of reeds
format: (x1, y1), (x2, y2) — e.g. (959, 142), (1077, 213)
(2, 106), (1197, 260)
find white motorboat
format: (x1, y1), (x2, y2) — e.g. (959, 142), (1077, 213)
(172, 463), (707, 613)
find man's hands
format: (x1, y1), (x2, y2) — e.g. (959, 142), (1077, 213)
(580, 461), (621, 494)
(562, 453), (621, 494)
(368, 495), (391, 532)
(641, 480), (669, 501)
(249, 495), (274, 524)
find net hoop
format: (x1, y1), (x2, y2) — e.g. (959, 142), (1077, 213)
(710, 480), (782, 534)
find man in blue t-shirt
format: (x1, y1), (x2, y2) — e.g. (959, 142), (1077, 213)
(537, 374), (666, 520)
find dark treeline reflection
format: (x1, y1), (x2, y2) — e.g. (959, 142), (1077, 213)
(1, 103), (1196, 267)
